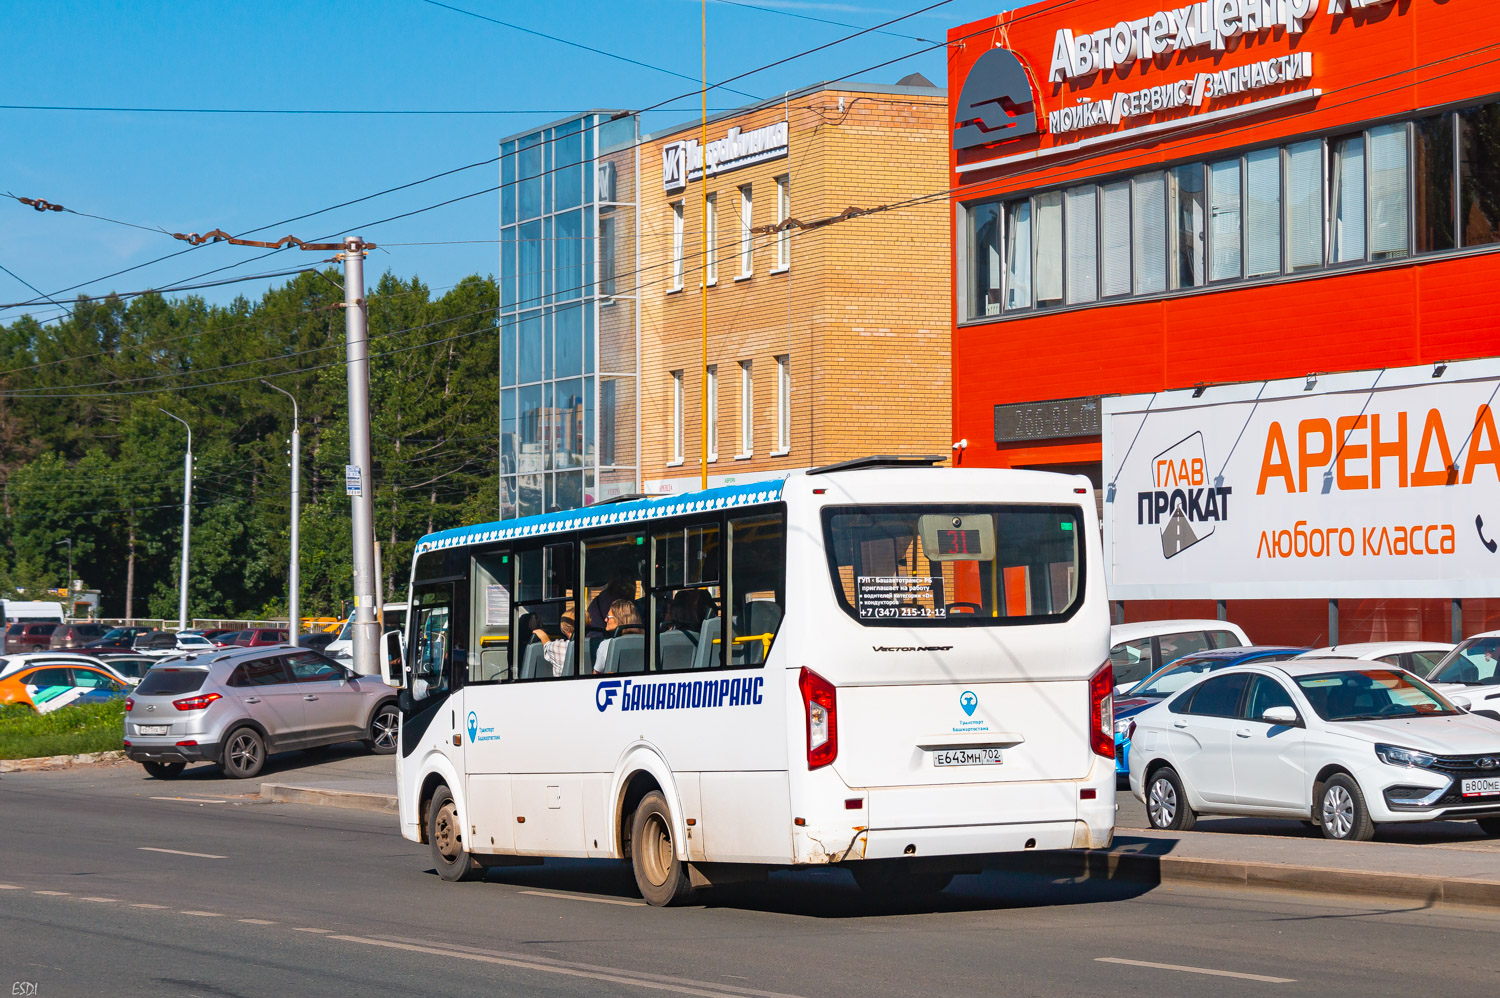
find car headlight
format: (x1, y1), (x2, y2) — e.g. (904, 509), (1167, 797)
(1115, 716), (1133, 735)
(1375, 743), (1437, 769)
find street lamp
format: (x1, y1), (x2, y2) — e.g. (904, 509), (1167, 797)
(261, 380), (301, 647)
(55, 538), (71, 614)
(159, 408), (192, 631)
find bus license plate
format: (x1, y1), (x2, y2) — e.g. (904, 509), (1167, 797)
(933, 748), (1002, 767)
(136, 725), (168, 736)
(1463, 778), (1500, 797)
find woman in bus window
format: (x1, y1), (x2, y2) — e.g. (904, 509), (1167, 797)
(594, 600), (644, 674)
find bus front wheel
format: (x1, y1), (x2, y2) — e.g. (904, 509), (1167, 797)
(429, 786), (485, 883)
(629, 791), (698, 906)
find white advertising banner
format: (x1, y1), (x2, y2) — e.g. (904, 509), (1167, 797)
(1102, 359), (1500, 600)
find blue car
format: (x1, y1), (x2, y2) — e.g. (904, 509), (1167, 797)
(1113, 646), (1309, 774)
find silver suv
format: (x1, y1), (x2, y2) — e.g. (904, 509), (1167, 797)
(122, 645), (399, 779)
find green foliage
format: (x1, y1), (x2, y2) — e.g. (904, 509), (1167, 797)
(0, 271), (500, 618)
(0, 699), (128, 759)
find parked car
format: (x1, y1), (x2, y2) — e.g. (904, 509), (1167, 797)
(233, 628), (287, 648)
(1129, 660), (1500, 841)
(132, 631), (185, 656)
(5, 621), (60, 655)
(82, 626), (154, 651)
(1296, 642), (1455, 678)
(199, 628), (241, 647)
(296, 632), (336, 652)
(48, 622), (109, 650)
(1109, 619), (1252, 694)
(0, 660), (130, 712)
(122, 645), (399, 779)
(60, 652), (159, 684)
(1114, 646), (1309, 776)
(172, 634), (218, 654)
(0, 652), (147, 688)
(1426, 631), (1500, 720)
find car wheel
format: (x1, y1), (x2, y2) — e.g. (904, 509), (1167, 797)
(428, 785), (484, 882)
(1146, 767), (1197, 831)
(29, 644), (42, 653)
(142, 761), (185, 779)
(629, 790), (697, 906)
(851, 862), (954, 898)
(221, 727), (266, 779)
(1477, 817), (1500, 837)
(365, 702), (400, 755)
(1318, 774), (1375, 841)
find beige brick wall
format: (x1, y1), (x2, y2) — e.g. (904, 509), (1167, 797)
(637, 89), (952, 487)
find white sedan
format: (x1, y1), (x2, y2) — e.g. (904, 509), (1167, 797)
(1426, 631), (1500, 720)
(1296, 641), (1454, 678)
(1127, 660), (1500, 841)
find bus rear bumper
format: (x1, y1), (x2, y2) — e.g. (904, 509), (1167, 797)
(856, 820), (1083, 860)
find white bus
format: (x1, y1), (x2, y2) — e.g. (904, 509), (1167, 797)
(387, 460), (1115, 905)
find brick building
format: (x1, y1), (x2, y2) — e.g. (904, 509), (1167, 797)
(496, 80), (953, 514)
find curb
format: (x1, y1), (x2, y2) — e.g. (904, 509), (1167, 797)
(1007, 847), (1500, 909)
(260, 782), (398, 813)
(0, 750), (127, 772)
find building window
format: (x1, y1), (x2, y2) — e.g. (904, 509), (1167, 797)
(1004, 200), (1032, 309)
(1208, 157), (1242, 282)
(1331, 132), (1367, 263)
(1034, 191), (1064, 309)
(775, 175), (790, 269)
(1064, 185), (1097, 304)
(1132, 172), (1167, 294)
(671, 201), (684, 291)
(1460, 103), (1500, 247)
(705, 193), (718, 286)
(706, 364), (718, 461)
(670, 370), (684, 463)
(738, 360), (753, 457)
(1245, 147), (1282, 277)
(1368, 122), (1409, 261)
(1285, 139), (1324, 272)
(1415, 114), (1455, 254)
(739, 185), (753, 277)
(1100, 180), (1131, 298)
(1172, 164), (1207, 289)
(599, 215), (616, 297)
(970, 201), (1002, 318)
(775, 354), (790, 453)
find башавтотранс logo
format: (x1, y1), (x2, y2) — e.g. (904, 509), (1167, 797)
(1137, 431), (1232, 559)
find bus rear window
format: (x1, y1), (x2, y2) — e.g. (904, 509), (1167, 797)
(822, 505), (1083, 626)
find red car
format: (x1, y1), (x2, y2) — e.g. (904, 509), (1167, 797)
(233, 629), (288, 647)
(5, 622), (59, 655)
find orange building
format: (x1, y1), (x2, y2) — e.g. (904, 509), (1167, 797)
(947, 0), (1500, 642)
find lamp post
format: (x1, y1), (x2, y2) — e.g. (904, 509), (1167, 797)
(261, 380), (301, 647)
(55, 538), (71, 614)
(159, 408), (192, 630)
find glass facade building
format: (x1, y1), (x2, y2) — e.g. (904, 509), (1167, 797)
(499, 112), (640, 518)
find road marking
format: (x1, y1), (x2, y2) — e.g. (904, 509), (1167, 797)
(78, 897), (119, 903)
(1096, 958), (1296, 984)
(331, 934), (804, 998)
(131, 904), (169, 909)
(33, 891), (70, 896)
(0, 884), (20, 890)
(239, 918), (276, 925)
(180, 910), (224, 917)
(293, 927), (332, 934)
(149, 796), (227, 804)
(518, 889), (646, 907)
(138, 847), (227, 859)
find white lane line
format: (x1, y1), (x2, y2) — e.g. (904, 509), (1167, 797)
(0, 884), (20, 890)
(1095, 958), (1296, 984)
(330, 934), (799, 998)
(180, 910), (224, 917)
(239, 918), (277, 925)
(33, 891), (70, 896)
(518, 889), (646, 907)
(131, 904), (169, 909)
(293, 927), (332, 934)
(149, 796), (227, 804)
(78, 897), (120, 903)
(138, 847), (227, 859)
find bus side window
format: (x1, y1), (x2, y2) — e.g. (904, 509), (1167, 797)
(513, 543), (578, 681)
(584, 531), (647, 675)
(727, 513), (786, 667)
(652, 521), (721, 673)
(470, 551), (513, 684)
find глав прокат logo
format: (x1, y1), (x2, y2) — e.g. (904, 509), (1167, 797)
(1138, 431), (1232, 560)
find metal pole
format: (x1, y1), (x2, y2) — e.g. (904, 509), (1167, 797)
(159, 409), (192, 630)
(343, 239), (379, 676)
(262, 380), (301, 647)
(700, 0), (709, 492)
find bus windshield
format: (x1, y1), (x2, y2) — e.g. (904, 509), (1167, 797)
(822, 504), (1082, 625)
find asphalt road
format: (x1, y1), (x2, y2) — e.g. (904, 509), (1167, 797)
(3, 763), (1499, 998)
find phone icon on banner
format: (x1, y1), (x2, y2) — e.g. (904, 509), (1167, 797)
(1479, 515), (1498, 554)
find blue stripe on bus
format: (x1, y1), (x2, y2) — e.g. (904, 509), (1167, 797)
(413, 478), (788, 554)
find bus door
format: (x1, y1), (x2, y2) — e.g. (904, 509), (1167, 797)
(402, 582), (463, 777)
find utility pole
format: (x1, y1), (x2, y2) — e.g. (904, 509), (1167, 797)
(262, 380), (301, 647)
(342, 238), (379, 676)
(55, 538), (71, 614)
(160, 409), (192, 630)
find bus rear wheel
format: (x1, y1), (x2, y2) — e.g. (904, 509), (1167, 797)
(629, 791), (697, 907)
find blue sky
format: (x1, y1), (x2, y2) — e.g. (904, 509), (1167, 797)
(0, 0), (1004, 323)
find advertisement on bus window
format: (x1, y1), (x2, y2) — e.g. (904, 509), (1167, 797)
(1103, 358), (1500, 600)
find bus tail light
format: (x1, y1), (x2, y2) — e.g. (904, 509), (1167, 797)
(1089, 662), (1114, 759)
(798, 667), (838, 770)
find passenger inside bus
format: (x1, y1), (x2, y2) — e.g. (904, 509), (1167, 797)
(594, 599), (646, 674)
(586, 572), (638, 636)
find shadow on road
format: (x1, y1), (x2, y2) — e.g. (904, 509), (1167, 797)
(132, 741), (380, 786)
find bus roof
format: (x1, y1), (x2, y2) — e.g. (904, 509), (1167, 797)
(413, 478), (788, 556)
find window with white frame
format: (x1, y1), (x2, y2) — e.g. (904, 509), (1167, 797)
(705, 194), (718, 285)
(775, 175), (790, 270)
(775, 354), (790, 453)
(671, 202), (684, 291)
(739, 185), (753, 277)
(706, 364), (718, 460)
(738, 360), (753, 456)
(670, 370), (684, 463)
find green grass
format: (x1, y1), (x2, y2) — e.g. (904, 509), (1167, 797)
(0, 700), (127, 760)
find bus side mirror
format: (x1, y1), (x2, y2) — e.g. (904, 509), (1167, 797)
(381, 630), (406, 689)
